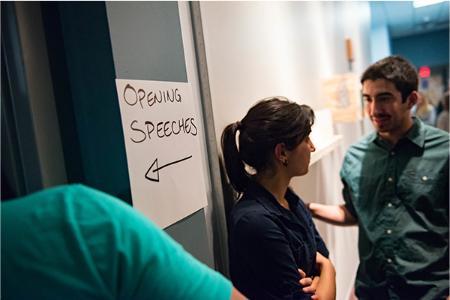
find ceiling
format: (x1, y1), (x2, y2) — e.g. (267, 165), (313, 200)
(370, 1), (449, 38)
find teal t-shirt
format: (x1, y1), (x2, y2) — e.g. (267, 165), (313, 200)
(1, 184), (232, 300)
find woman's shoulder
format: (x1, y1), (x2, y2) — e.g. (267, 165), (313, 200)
(230, 199), (277, 233)
(231, 198), (268, 220)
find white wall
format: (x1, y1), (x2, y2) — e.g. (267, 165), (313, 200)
(201, 1), (371, 143)
(200, 2), (372, 299)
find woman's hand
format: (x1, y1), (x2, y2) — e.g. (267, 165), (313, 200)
(298, 269), (318, 294)
(312, 252), (336, 300)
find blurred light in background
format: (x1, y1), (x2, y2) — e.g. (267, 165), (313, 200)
(419, 66), (431, 78)
(413, 0), (447, 9)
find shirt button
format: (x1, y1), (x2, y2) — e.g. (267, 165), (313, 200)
(390, 151), (395, 156)
(388, 177), (393, 182)
(386, 229), (392, 234)
(422, 176), (428, 181)
(387, 258), (393, 263)
(387, 202), (393, 207)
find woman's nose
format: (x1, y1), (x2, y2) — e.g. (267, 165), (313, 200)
(309, 140), (316, 152)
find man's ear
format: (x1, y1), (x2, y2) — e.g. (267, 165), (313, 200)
(406, 91), (418, 109)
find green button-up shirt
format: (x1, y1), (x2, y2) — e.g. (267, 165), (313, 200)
(341, 118), (449, 300)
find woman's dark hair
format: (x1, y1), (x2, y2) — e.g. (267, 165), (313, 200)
(221, 97), (314, 194)
(360, 55), (418, 102)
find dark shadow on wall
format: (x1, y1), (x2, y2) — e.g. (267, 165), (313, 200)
(40, 2), (132, 204)
(1, 2), (44, 200)
(219, 157), (238, 230)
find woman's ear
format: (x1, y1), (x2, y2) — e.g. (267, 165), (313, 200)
(274, 143), (287, 163)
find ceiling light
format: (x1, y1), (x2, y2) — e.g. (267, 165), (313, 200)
(413, 0), (446, 8)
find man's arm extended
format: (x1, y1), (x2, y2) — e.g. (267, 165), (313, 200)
(307, 203), (357, 226)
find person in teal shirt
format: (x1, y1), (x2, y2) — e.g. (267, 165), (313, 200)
(1, 184), (246, 300)
(308, 56), (449, 299)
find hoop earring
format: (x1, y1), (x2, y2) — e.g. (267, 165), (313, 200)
(282, 159), (288, 167)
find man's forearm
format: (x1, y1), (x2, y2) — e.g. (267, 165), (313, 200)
(308, 203), (357, 226)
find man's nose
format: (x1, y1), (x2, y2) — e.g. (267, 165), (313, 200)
(367, 100), (380, 115)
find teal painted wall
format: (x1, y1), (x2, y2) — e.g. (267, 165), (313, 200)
(391, 29), (449, 67)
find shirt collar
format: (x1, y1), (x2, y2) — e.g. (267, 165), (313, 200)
(245, 181), (299, 216)
(404, 117), (425, 148)
(370, 117), (425, 149)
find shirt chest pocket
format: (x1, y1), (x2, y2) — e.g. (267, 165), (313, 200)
(280, 216), (317, 275)
(291, 242), (314, 275)
(399, 170), (439, 198)
(398, 170), (448, 220)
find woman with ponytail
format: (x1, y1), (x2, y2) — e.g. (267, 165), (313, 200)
(221, 97), (336, 300)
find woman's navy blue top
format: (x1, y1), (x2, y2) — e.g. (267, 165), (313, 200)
(229, 181), (329, 300)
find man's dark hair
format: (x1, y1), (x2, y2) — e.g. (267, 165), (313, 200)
(361, 55), (418, 102)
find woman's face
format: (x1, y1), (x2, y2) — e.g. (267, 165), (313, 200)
(286, 136), (315, 176)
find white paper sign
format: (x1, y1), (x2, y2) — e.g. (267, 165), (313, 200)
(115, 79), (208, 228)
(322, 73), (363, 122)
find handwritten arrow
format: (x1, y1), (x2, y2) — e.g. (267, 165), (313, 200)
(145, 155), (193, 182)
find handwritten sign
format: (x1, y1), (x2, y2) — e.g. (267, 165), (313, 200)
(115, 79), (208, 228)
(322, 73), (363, 122)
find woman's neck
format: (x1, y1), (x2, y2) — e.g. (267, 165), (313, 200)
(255, 171), (290, 208)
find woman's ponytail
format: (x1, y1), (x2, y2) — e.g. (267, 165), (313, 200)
(221, 122), (250, 194)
